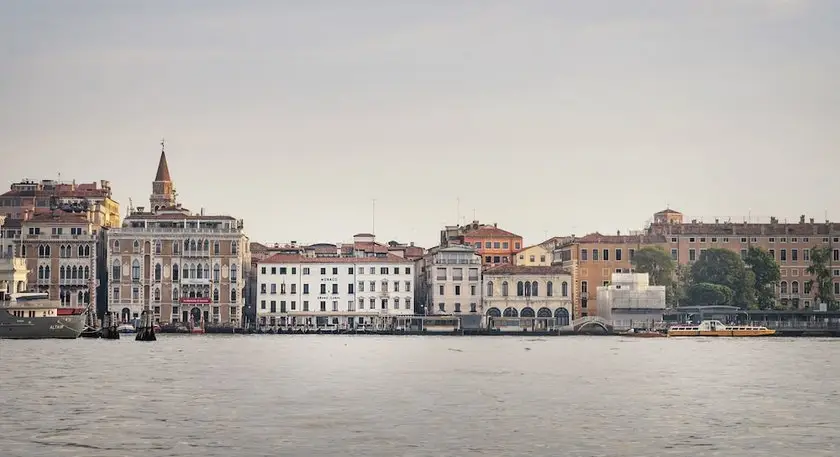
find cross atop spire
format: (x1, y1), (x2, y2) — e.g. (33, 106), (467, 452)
(154, 139), (171, 182)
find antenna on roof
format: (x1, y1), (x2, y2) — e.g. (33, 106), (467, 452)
(456, 197), (460, 226)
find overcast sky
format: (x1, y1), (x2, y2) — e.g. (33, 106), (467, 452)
(1, 0), (838, 247)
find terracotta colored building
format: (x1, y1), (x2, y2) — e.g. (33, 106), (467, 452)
(0, 178), (120, 229)
(440, 220), (523, 268)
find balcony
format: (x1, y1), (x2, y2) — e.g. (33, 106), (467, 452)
(179, 277), (212, 285)
(115, 227), (241, 234)
(60, 278), (90, 286)
(25, 233), (96, 241)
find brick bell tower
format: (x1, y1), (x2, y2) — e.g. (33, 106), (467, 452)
(150, 139), (175, 212)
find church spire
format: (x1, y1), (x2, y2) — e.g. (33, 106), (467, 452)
(155, 138), (171, 182)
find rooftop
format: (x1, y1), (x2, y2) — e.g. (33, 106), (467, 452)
(260, 253), (413, 264)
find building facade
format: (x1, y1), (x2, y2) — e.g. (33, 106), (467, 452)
(19, 209), (99, 308)
(256, 253), (415, 329)
(647, 208), (840, 309)
(0, 178), (120, 228)
(0, 257), (28, 295)
(440, 220), (523, 269)
(106, 148), (250, 326)
(417, 245), (482, 316)
(596, 273), (666, 325)
(482, 265), (573, 327)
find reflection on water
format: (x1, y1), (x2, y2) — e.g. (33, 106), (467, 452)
(1, 335), (838, 457)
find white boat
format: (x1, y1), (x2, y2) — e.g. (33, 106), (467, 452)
(668, 320), (776, 337)
(116, 323), (136, 334)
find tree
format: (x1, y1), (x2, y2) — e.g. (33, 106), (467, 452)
(806, 246), (835, 310)
(687, 283), (734, 306)
(632, 246), (676, 287)
(743, 246), (781, 309)
(690, 248), (755, 308)
(672, 264), (693, 306)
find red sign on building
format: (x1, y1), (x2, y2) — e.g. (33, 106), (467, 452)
(180, 297), (211, 305)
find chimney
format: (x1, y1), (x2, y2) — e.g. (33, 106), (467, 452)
(493, 223), (497, 228)
(800, 215), (806, 224)
(715, 218), (719, 224)
(810, 218), (815, 224)
(201, 208), (205, 216)
(410, 242), (414, 247)
(616, 230), (621, 236)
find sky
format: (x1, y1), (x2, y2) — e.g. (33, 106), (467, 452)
(1, 0), (838, 248)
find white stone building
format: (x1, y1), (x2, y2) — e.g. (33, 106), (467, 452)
(596, 273), (666, 326)
(482, 265), (573, 329)
(417, 245), (482, 317)
(256, 253), (415, 329)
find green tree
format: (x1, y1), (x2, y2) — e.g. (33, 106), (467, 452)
(672, 264), (693, 306)
(806, 246), (835, 310)
(687, 283), (734, 306)
(743, 246), (781, 309)
(690, 248), (755, 308)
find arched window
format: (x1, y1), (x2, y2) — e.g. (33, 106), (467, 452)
(213, 241), (220, 254)
(44, 266), (50, 279)
(231, 288), (238, 302)
(113, 240), (120, 252)
(780, 281), (788, 294)
(190, 263), (197, 279)
(172, 264), (179, 281)
(173, 287), (179, 300)
(131, 260), (140, 281)
(38, 265), (45, 279)
(213, 264), (220, 282)
(154, 263), (162, 281)
(59, 265), (65, 280)
(44, 245), (50, 256)
(190, 240), (196, 251)
(213, 288), (220, 302)
(71, 266), (78, 279)
(133, 240), (140, 252)
(486, 281), (494, 297)
(203, 240), (209, 251)
(532, 281), (539, 297)
(83, 266), (89, 279)
(78, 290), (83, 304)
(792, 281), (799, 294)
(112, 260), (121, 280)
(547, 281), (554, 297)
(59, 245), (65, 257)
(154, 288), (160, 301)
(232, 241), (238, 255)
(517, 281), (524, 296)
(525, 281), (532, 297)
(184, 239), (189, 251)
(78, 245), (84, 257)
(155, 241), (161, 254)
(84, 245), (90, 257)
(231, 264), (238, 282)
(561, 281), (569, 297)
(502, 281), (509, 296)
(203, 263), (210, 279)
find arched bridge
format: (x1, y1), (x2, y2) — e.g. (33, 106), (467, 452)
(571, 316), (613, 334)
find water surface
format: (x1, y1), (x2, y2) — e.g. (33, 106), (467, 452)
(1, 335), (838, 456)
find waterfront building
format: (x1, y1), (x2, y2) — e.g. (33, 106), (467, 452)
(18, 207), (100, 309)
(647, 208), (840, 309)
(0, 257), (28, 294)
(106, 147), (250, 325)
(0, 178), (120, 228)
(440, 220), (523, 269)
(553, 232), (666, 318)
(514, 237), (574, 266)
(256, 252), (415, 329)
(596, 273), (666, 326)
(482, 265), (573, 328)
(416, 245), (482, 319)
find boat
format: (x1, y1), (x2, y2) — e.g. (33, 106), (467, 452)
(668, 320), (776, 337)
(621, 328), (667, 338)
(116, 323), (136, 334)
(0, 292), (87, 339)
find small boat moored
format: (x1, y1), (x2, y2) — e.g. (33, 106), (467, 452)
(621, 328), (667, 338)
(668, 320), (776, 337)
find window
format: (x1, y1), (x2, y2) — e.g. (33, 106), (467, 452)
(493, 242), (500, 249)
(740, 249), (747, 259)
(332, 301), (339, 312)
(332, 284), (338, 294)
(454, 303), (461, 313)
(270, 284), (277, 294)
(700, 237), (706, 243)
(213, 288), (220, 302)
(486, 281), (494, 297)
(835, 283), (840, 295)
(231, 241), (238, 255)
(455, 285), (461, 296)
(517, 281), (524, 296)
(561, 281), (569, 297)
(173, 288), (179, 301)
(689, 249), (696, 262)
(405, 281), (411, 292)
(438, 285), (444, 295)
(231, 288), (237, 302)
(792, 249), (798, 261)
(370, 281), (375, 292)
(581, 249), (588, 261)
(502, 242), (509, 249)
(393, 281), (400, 292)
(780, 281), (788, 294)
(172, 264), (179, 281)
(581, 281), (588, 294)
(439, 303), (446, 312)
(514, 242), (521, 250)
(154, 264), (162, 282)
(629, 249), (635, 260)
(671, 249), (678, 260)
(320, 268), (326, 275)
(231, 264), (238, 282)
(791, 281), (799, 294)
(502, 281), (509, 296)
(592, 249), (599, 261)
(332, 267), (338, 275)
(113, 287), (120, 301)
(112, 260), (121, 280)
(532, 281), (539, 296)
(132, 287), (140, 300)
(348, 283), (354, 294)
(615, 249), (622, 261)
(436, 267), (447, 280)
(804, 249), (810, 261)
(485, 241), (491, 248)
(602, 249), (609, 261)
(303, 268), (310, 275)
(470, 285), (476, 296)
(303, 301), (310, 311)
(320, 284), (327, 294)
(131, 260), (140, 281)
(689, 237), (695, 243)
(546, 281), (553, 296)
(530, 255), (535, 262)
(780, 249), (787, 262)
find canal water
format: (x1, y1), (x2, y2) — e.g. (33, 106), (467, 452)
(0, 335), (838, 457)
